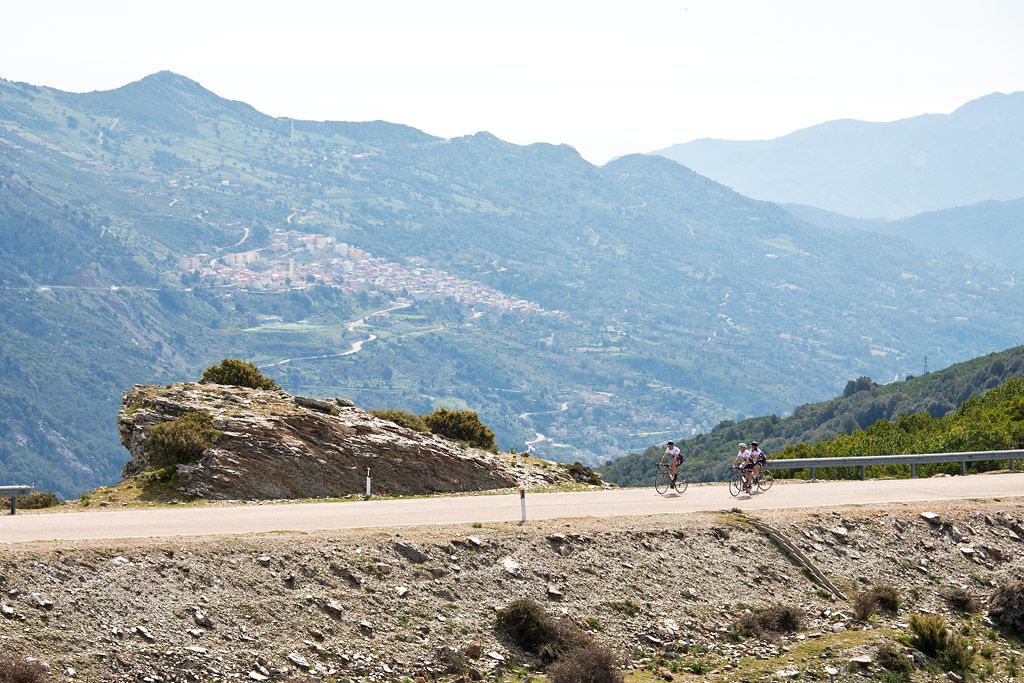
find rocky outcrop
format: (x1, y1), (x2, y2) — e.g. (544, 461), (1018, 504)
(118, 383), (567, 499)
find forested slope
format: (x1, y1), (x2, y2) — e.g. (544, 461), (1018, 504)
(600, 346), (1024, 486)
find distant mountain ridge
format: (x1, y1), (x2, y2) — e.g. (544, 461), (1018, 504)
(784, 197), (1024, 272)
(655, 92), (1024, 219)
(4, 71), (1024, 496)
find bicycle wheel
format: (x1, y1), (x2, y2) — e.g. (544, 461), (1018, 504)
(655, 471), (671, 495)
(757, 470), (773, 491)
(673, 477), (688, 494)
(728, 473), (742, 497)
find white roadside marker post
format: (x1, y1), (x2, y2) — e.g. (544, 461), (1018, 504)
(520, 486), (527, 525)
(366, 468), (372, 498)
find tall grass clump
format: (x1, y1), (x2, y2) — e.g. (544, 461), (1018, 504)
(909, 613), (974, 676)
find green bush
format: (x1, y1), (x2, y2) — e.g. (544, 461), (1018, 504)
(875, 643), (913, 678)
(547, 644), (624, 683)
(370, 409), (428, 432)
(14, 491), (59, 509)
(733, 605), (804, 639)
(909, 613), (948, 657)
(199, 358), (280, 390)
(424, 408), (497, 451)
(990, 580), (1024, 635)
(0, 653), (47, 683)
(145, 412), (222, 468)
(909, 613), (974, 675)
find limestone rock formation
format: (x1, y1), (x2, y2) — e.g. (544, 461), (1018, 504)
(118, 383), (567, 499)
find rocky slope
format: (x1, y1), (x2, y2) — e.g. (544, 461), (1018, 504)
(2, 498), (1022, 681)
(117, 383), (569, 500)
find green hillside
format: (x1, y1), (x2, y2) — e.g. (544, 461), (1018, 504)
(772, 376), (1024, 479)
(600, 345), (1024, 486)
(4, 72), (1024, 496)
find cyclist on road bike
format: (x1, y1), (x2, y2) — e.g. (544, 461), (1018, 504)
(659, 441), (684, 484)
(749, 441), (766, 484)
(733, 442), (754, 493)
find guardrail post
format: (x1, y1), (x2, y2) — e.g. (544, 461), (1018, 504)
(809, 467), (815, 482)
(960, 461), (967, 476)
(10, 496), (15, 516)
(910, 463), (917, 478)
(1012, 459), (1017, 472)
(859, 465), (866, 481)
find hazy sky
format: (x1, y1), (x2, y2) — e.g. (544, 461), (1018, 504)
(3, 0), (1022, 162)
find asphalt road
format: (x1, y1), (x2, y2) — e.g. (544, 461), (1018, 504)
(3, 473), (1021, 543)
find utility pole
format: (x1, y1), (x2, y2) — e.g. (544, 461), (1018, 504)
(923, 355), (929, 375)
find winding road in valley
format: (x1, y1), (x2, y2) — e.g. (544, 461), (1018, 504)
(3, 473), (1022, 543)
(519, 401), (570, 453)
(260, 302), (410, 369)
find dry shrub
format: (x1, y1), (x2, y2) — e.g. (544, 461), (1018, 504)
(547, 644), (624, 683)
(495, 599), (598, 664)
(495, 599), (558, 653)
(733, 605), (804, 639)
(871, 584), (901, 613)
(540, 618), (591, 662)
(14, 492), (59, 509)
(0, 653), (47, 683)
(942, 586), (980, 614)
(854, 590), (880, 621)
(990, 580), (1024, 635)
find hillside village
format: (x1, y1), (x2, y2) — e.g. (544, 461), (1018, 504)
(179, 228), (553, 317)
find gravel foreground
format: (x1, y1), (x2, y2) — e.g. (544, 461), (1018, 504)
(1, 499), (1022, 682)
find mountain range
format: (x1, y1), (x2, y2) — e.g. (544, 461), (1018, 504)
(655, 92), (1024, 219)
(3, 71), (1024, 496)
(785, 198), (1024, 273)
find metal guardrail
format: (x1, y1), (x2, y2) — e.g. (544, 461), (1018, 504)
(766, 449), (1023, 480)
(0, 485), (36, 515)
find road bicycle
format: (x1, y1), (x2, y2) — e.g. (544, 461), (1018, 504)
(728, 465), (752, 497)
(655, 465), (688, 494)
(752, 462), (773, 491)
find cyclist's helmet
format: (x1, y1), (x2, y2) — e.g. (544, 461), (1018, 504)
(738, 442), (746, 448)
(751, 441), (758, 447)
(667, 441), (674, 446)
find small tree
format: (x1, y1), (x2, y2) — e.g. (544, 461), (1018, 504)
(200, 358), (279, 390)
(145, 412), (222, 468)
(424, 408), (497, 451)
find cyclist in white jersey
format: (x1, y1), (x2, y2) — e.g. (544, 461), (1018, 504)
(733, 442), (754, 493)
(659, 441), (684, 484)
